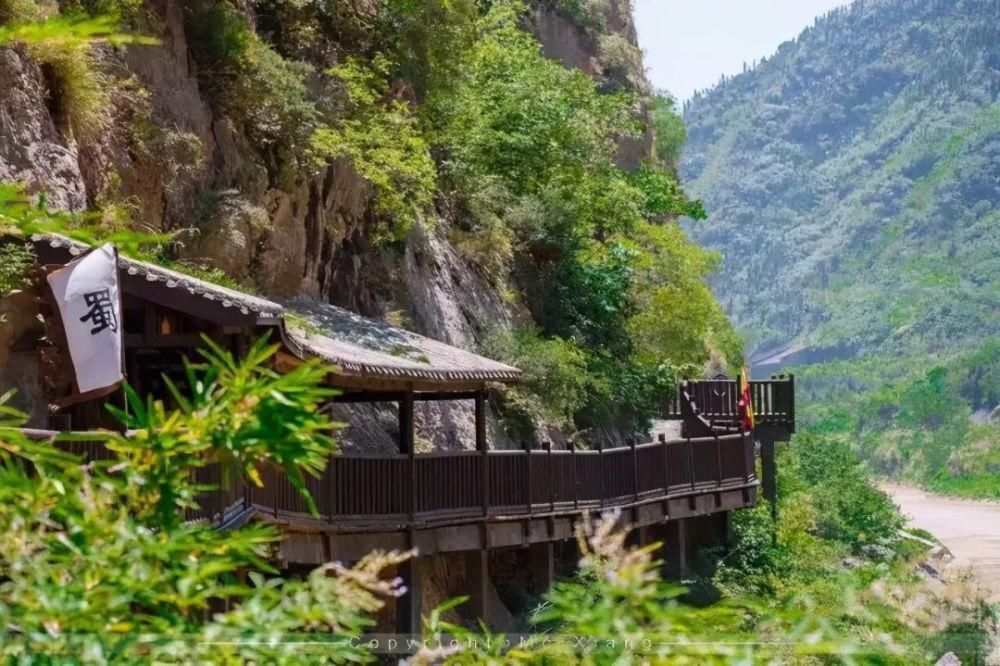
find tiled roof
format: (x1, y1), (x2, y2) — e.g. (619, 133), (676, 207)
(35, 235), (521, 384)
(38, 234), (283, 319)
(283, 299), (522, 383)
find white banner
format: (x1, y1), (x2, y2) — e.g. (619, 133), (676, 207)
(46, 243), (124, 396)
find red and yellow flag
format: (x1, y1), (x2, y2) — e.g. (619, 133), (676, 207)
(739, 366), (755, 431)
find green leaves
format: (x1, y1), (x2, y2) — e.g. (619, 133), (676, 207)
(107, 334), (338, 522)
(0, 341), (407, 662)
(311, 56), (437, 239)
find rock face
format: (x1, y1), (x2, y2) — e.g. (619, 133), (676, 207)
(0, 0), (649, 451)
(0, 46), (87, 211)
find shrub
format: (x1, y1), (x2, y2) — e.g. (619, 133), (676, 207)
(311, 55), (436, 239)
(789, 432), (905, 554)
(482, 326), (596, 437)
(597, 32), (646, 92)
(549, 0), (608, 34)
(449, 179), (515, 283)
(187, 1), (319, 178)
(28, 38), (109, 141)
(0, 241), (33, 296)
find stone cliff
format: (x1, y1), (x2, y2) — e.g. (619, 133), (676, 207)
(0, 0), (652, 450)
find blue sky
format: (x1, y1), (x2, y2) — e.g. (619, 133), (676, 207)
(633, 0), (850, 101)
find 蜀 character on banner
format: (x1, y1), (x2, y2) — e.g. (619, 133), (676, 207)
(45, 243), (124, 403)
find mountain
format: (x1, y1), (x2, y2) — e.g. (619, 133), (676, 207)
(681, 0), (998, 365)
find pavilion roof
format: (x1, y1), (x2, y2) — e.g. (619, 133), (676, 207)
(283, 299), (522, 384)
(34, 235), (521, 387)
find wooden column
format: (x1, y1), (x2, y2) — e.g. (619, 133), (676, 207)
(527, 542), (554, 595)
(396, 558), (422, 636)
(399, 392), (416, 519)
(399, 392), (415, 454)
(397, 393), (421, 635)
(465, 549), (488, 623)
(475, 391), (489, 518)
(661, 519), (687, 581)
(761, 434), (778, 531)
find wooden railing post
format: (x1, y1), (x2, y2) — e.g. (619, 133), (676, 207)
(546, 441), (555, 513)
(524, 440), (533, 515)
(687, 434), (696, 493)
(714, 432), (723, 486)
(630, 437), (639, 504)
(597, 441), (606, 508)
(475, 391), (488, 517)
(570, 441), (578, 511)
(659, 433), (668, 497)
(327, 454), (335, 523)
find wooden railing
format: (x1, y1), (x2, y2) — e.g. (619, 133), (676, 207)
(37, 432), (755, 528)
(664, 375), (795, 430)
(217, 431), (756, 526)
(23, 377), (794, 532)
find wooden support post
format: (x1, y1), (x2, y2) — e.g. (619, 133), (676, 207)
(661, 519), (687, 581)
(475, 391), (489, 518)
(761, 434), (777, 527)
(527, 542), (554, 595)
(718, 510), (733, 550)
(465, 549), (488, 623)
(396, 558), (422, 636)
(787, 373), (796, 432)
(399, 392), (416, 520)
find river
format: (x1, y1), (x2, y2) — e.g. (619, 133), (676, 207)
(883, 483), (1000, 603)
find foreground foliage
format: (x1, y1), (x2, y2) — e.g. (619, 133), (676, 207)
(419, 432), (995, 664)
(0, 340), (408, 663)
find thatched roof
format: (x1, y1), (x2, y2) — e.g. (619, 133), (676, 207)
(32, 235), (520, 386)
(283, 299), (522, 384)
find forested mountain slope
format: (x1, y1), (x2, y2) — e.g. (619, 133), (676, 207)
(682, 0), (998, 362)
(680, 0), (998, 495)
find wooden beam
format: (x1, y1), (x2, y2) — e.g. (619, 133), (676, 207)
(527, 542), (554, 595)
(395, 558), (421, 635)
(330, 390), (481, 404)
(661, 519), (687, 581)
(465, 549), (488, 623)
